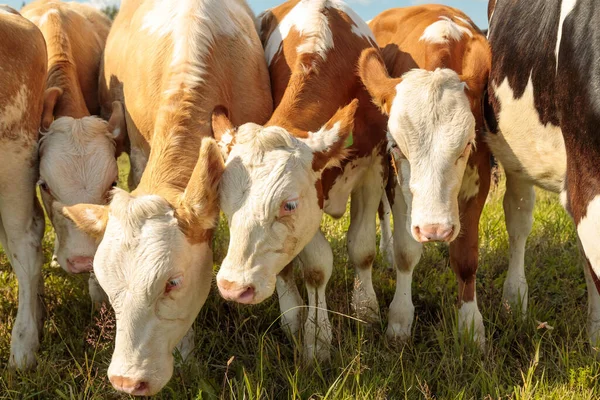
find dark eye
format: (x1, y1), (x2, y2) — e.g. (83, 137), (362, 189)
(165, 275), (183, 294)
(38, 180), (49, 192)
(279, 198), (299, 216)
(284, 201), (298, 212)
(111, 181), (118, 188)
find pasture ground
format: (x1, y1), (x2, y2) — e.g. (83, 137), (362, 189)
(1, 155), (599, 399)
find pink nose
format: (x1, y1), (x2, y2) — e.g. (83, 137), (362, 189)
(66, 256), (93, 273)
(413, 224), (454, 243)
(218, 279), (256, 304)
(109, 375), (149, 396)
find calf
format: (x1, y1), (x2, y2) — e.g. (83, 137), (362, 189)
(214, 0), (388, 362)
(486, 0), (600, 352)
(21, 1), (125, 288)
(60, 0), (272, 395)
(0, 6), (47, 369)
(359, 5), (491, 345)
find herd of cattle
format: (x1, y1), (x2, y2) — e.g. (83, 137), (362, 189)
(0, 0), (599, 396)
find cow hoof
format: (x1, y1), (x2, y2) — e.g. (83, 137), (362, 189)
(352, 289), (380, 323)
(9, 344), (38, 370)
(458, 302), (486, 350)
(502, 280), (528, 319)
(385, 324), (412, 345)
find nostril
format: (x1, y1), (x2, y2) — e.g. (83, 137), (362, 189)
(237, 286), (255, 303)
(135, 381), (148, 393)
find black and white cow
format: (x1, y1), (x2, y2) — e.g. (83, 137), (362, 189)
(486, 0), (600, 350)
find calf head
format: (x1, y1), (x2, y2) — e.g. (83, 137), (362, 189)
(39, 90), (126, 273)
(215, 100), (357, 304)
(359, 48), (475, 243)
(57, 138), (224, 396)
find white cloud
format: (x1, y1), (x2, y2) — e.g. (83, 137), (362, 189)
(84, 0), (121, 9)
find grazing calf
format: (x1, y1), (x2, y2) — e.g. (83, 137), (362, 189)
(486, 0), (600, 351)
(359, 5), (491, 345)
(0, 6), (47, 369)
(215, 0), (387, 362)
(60, 0), (272, 395)
(21, 1), (125, 284)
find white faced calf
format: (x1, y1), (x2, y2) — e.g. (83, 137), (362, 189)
(216, 103), (356, 305)
(38, 97), (125, 274)
(360, 50), (476, 243)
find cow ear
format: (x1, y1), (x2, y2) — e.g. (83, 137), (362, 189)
(107, 101), (127, 157)
(301, 99), (358, 172)
(177, 137), (225, 232)
(55, 202), (108, 240)
(358, 48), (401, 115)
(41, 87), (63, 131)
(211, 105), (236, 159)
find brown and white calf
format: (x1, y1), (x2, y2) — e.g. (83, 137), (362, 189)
(21, 1), (125, 283)
(0, 6), (47, 370)
(214, 0), (388, 362)
(486, 0), (600, 352)
(359, 5), (491, 345)
(59, 0), (272, 395)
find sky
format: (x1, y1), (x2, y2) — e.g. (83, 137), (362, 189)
(5, 0), (489, 29)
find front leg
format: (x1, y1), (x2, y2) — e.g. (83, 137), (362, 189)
(276, 260), (304, 337)
(299, 230), (333, 364)
(449, 157), (491, 349)
(387, 183), (423, 342)
(348, 162), (385, 323)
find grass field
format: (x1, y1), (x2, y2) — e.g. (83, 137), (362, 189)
(1, 155), (599, 399)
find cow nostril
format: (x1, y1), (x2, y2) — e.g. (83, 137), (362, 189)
(238, 286), (255, 302)
(135, 381), (148, 393)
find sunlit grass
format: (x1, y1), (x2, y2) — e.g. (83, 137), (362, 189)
(0, 155), (598, 399)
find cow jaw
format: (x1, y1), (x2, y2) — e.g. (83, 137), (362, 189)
(388, 68), (475, 243)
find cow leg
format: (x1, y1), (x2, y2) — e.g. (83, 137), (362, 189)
(88, 272), (108, 307)
(378, 193), (394, 270)
(50, 240), (60, 268)
(128, 146), (148, 190)
(299, 230), (332, 363)
(387, 184), (423, 341)
(276, 260), (304, 337)
(502, 174), (535, 317)
(175, 327), (195, 362)
(0, 193), (45, 369)
(575, 196), (600, 353)
(348, 165), (385, 323)
(449, 159), (490, 349)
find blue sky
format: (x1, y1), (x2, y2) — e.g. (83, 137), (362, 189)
(6, 0), (489, 28)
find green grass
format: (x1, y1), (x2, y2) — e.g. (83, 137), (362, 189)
(1, 156), (599, 399)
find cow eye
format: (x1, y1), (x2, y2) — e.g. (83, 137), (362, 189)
(165, 275), (183, 294)
(111, 181), (118, 188)
(280, 198), (299, 216)
(37, 179), (50, 193)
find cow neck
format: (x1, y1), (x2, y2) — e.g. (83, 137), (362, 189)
(266, 67), (342, 138)
(134, 90), (205, 204)
(41, 17), (90, 119)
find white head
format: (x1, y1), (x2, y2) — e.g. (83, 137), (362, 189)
(214, 101), (357, 304)
(58, 138), (224, 396)
(39, 89), (126, 273)
(359, 49), (475, 243)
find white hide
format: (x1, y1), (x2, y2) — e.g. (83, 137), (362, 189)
(458, 298), (485, 347)
(38, 116), (118, 273)
(387, 68), (475, 241)
(94, 190), (213, 394)
(419, 16), (473, 44)
(263, 0), (375, 66)
(487, 76), (566, 192)
(578, 196), (600, 281)
(555, 0), (578, 68)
